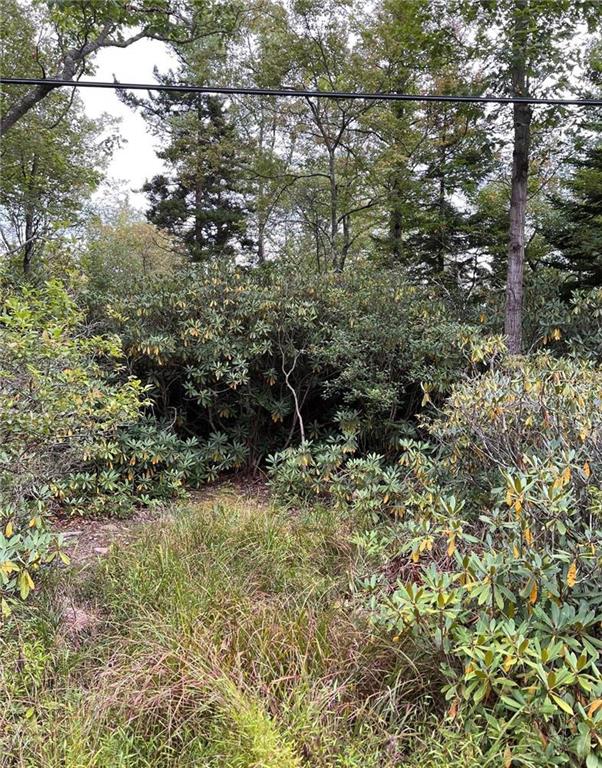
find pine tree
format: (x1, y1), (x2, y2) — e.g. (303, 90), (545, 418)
(141, 92), (251, 262)
(546, 134), (602, 291)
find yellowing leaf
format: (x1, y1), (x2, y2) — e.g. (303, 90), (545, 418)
(411, 549), (420, 563)
(447, 536), (456, 557)
(18, 569), (34, 600)
(567, 561), (577, 588)
(588, 699), (602, 717)
(0, 560), (19, 575)
(583, 462), (591, 479)
(529, 581), (538, 605)
(504, 745), (512, 768)
(550, 693), (573, 716)
(4, 521), (13, 538)
(562, 466), (571, 485)
(524, 527), (533, 546)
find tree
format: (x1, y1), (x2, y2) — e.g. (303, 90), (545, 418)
(0, 88), (111, 272)
(0, 0), (233, 134)
(361, 0), (493, 281)
(83, 199), (181, 308)
(544, 44), (602, 291)
(233, 0), (380, 271)
(464, 0), (600, 353)
(133, 82), (252, 262)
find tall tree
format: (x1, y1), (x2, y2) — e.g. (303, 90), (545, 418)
(0, 93), (110, 272)
(0, 0), (233, 134)
(544, 43), (602, 291)
(121, 27), (253, 265)
(465, 0), (600, 352)
(504, 0), (531, 354)
(141, 92), (252, 261)
(236, 0), (380, 271)
(361, 0), (492, 281)
(0, 0), (114, 272)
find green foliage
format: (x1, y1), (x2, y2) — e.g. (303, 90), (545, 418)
(139, 90), (252, 262)
(82, 200), (181, 305)
(354, 354), (602, 765)
(89, 260), (474, 463)
(0, 0), (114, 272)
(0, 275), (146, 599)
(271, 351), (602, 763)
(431, 352), (602, 494)
(2, 4), (602, 764)
(0, 276), (145, 505)
(54, 420), (248, 517)
(0, 504), (69, 614)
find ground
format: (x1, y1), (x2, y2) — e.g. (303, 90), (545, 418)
(1, 484), (479, 768)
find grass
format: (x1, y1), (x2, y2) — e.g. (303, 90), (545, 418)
(0, 488), (470, 767)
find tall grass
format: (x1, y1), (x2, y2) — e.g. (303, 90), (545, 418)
(0, 489), (490, 767)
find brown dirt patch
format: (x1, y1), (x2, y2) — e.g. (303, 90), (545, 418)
(51, 477), (270, 569)
(52, 507), (163, 569)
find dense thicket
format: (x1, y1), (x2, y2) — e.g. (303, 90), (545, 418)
(1, 0), (601, 765)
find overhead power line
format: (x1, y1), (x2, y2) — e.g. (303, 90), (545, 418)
(1, 77), (602, 106)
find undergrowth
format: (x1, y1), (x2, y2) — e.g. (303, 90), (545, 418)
(0, 490), (449, 768)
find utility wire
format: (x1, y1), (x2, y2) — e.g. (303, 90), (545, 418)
(1, 77), (602, 106)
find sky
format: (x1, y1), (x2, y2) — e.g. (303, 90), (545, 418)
(80, 39), (176, 209)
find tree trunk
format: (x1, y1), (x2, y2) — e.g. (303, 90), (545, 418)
(504, 0), (531, 354)
(257, 219), (265, 265)
(389, 202), (402, 262)
(23, 154), (38, 274)
(328, 147), (338, 269)
(23, 208), (35, 274)
(437, 169), (446, 275)
(436, 109), (448, 276)
(341, 213), (351, 270)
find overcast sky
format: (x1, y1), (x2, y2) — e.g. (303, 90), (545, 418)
(80, 39), (176, 209)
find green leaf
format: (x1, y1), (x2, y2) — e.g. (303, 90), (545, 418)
(550, 693), (573, 716)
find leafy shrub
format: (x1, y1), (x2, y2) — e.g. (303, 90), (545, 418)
(0, 277), (145, 507)
(89, 260), (476, 462)
(54, 420), (248, 517)
(348, 354), (602, 765)
(524, 278), (602, 363)
(0, 277), (149, 599)
(0, 501), (70, 614)
(430, 352), (602, 520)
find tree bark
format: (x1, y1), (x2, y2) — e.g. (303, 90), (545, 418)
(327, 146), (338, 269)
(23, 208), (35, 274)
(389, 201), (402, 262)
(23, 154), (39, 273)
(504, 0), (532, 354)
